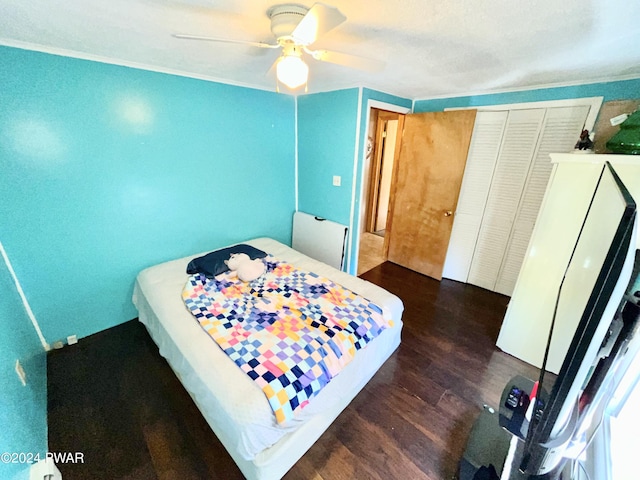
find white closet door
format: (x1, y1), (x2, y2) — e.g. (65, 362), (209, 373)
(467, 109), (545, 291)
(494, 105), (591, 296)
(443, 111), (508, 281)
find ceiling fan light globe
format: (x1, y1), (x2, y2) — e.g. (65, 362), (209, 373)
(277, 55), (309, 89)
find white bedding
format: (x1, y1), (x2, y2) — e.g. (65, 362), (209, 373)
(132, 238), (403, 479)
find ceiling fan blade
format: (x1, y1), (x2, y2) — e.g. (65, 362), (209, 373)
(291, 3), (346, 46)
(309, 49), (385, 73)
(172, 34), (279, 49)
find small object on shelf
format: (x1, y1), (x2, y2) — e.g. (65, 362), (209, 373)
(610, 113), (629, 126)
(574, 129), (594, 151)
(606, 110), (640, 155)
(499, 375), (536, 438)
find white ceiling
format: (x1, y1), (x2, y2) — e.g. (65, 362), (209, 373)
(1, 0), (639, 100)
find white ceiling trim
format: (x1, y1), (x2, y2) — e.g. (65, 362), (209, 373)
(3, 37), (639, 102)
(0, 37), (275, 93)
(0, 38), (397, 99)
(419, 76), (640, 102)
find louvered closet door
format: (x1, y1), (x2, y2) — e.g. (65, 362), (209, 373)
(442, 111), (508, 281)
(467, 109), (545, 291)
(494, 105), (590, 296)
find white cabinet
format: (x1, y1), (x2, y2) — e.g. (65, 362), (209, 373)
(497, 154), (640, 373)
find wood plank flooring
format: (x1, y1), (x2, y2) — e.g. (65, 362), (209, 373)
(48, 261), (540, 480)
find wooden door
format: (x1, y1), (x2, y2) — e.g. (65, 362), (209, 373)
(386, 110), (477, 279)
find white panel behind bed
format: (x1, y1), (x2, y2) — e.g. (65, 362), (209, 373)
(292, 211), (348, 270)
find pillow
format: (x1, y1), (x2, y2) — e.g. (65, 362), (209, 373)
(186, 244), (267, 278)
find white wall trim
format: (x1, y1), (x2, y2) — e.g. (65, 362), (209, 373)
(0, 38), (277, 94)
(367, 100), (412, 116)
(294, 95), (299, 213)
(445, 96), (604, 131)
(347, 87), (365, 272)
(0, 241), (49, 351)
(5, 38), (639, 102)
(350, 98), (412, 273)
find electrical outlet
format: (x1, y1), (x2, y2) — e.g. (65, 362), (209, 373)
(332, 175), (341, 187)
(67, 335), (78, 345)
(15, 360), (26, 386)
(53, 341), (64, 349)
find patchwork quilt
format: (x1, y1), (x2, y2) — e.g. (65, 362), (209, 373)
(182, 256), (393, 424)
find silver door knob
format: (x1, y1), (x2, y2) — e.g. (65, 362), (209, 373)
(444, 210), (453, 217)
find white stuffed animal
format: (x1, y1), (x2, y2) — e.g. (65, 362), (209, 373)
(225, 253), (266, 282)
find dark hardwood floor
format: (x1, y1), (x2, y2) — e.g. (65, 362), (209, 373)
(48, 261), (540, 480)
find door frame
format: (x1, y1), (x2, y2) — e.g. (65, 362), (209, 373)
(366, 110), (402, 234)
(354, 100), (411, 274)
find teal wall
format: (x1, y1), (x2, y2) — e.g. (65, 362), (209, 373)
(0, 46), (296, 343)
(414, 78), (640, 112)
(297, 88), (360, 228)
(297, 88), (412, 274)
(0, 251), (47, 480)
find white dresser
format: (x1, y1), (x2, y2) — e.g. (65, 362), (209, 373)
(497, 153), (640, 373)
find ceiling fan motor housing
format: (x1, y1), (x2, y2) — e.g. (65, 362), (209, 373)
(268, 4), (308, 39)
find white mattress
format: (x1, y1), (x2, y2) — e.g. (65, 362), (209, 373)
(132, 238), (403, 480)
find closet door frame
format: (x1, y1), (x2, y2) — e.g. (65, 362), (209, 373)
(445, 96), (602, 131)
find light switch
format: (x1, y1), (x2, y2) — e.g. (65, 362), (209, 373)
(332, 175), (341, 187)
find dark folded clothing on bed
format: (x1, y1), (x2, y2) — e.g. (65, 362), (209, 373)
(186, 244), (267, 278)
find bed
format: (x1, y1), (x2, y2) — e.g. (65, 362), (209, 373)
(132, 237), (404, 480)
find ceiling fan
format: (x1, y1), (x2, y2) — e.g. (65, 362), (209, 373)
(173, 3), (384, 90)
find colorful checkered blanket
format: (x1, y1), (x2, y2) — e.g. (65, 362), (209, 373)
(182, 256), (393, 424)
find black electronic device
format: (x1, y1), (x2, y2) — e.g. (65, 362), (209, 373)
(533, 398), (544, 422)
(505, 386), (527, 410)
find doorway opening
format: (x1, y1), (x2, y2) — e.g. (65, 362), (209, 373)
(358, 108), (404, 275)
